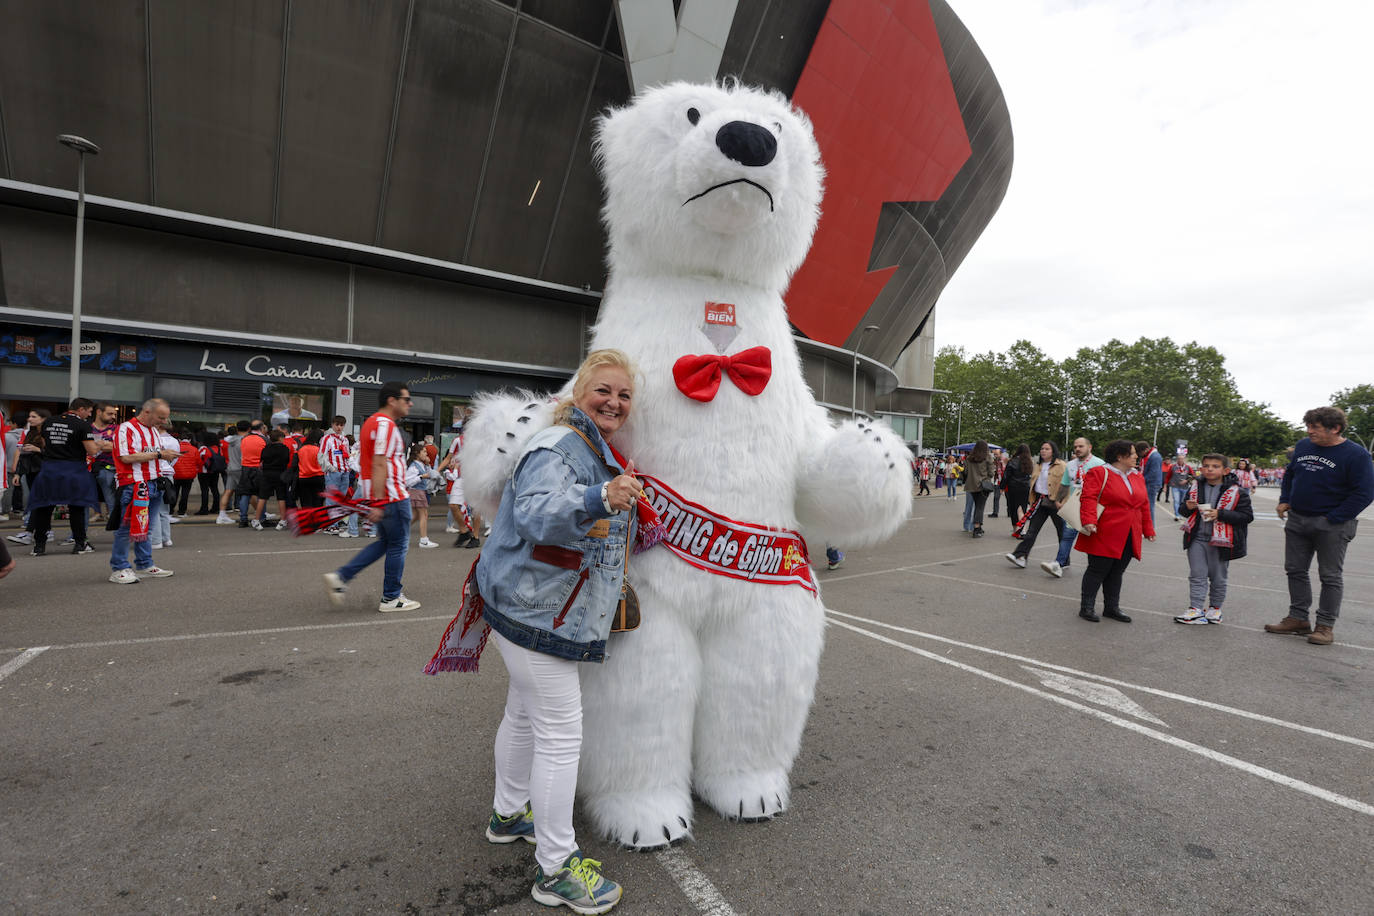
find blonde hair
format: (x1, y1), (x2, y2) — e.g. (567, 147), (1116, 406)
(554, 348), (637, 425)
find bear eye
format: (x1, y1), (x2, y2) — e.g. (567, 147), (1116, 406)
(687, 107), (700, 126)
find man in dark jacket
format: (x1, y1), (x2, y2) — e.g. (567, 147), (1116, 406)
(1174, 455), (1252, 625)
(1134, 440), (1164, 523)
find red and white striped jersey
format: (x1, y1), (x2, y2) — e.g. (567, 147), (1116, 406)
(114, 418), (161, 486)
(320, 430), (350, 473)
(358, 413), (406, 503)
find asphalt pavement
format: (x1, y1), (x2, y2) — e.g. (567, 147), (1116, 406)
(1, 488), (1371, 915)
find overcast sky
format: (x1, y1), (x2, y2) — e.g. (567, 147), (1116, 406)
(935, 0), (1373, 432)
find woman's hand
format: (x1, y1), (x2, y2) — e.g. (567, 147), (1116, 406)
(1082, 523), (1098, 536)
(1201, 507), (1218, 521)
(1183, 498), (1197, 511)
(1146, 534), (1156, 542)
(604, 460), (640, 512)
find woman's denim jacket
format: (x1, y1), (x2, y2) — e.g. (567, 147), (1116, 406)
(477, 408), (634, 663)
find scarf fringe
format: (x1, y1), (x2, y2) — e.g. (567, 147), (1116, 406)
(424, 557), (490, 675)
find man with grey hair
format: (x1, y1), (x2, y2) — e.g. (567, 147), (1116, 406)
(108, 399), (178, 584)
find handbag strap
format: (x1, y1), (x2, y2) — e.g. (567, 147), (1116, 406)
(558, 424), (632, 586)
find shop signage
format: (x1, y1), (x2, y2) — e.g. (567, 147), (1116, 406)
(55, 341), (102, 356)
(195, 349), (384, 385)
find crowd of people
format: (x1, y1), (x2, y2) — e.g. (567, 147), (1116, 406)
(0, 394), (484, 605)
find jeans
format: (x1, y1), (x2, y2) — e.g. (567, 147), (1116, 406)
(1284, 512), (1358, 626)
(963, 491), (988, 530)
(491, 630), (582, 875)
(336, 499), (411, 599)
(1172, 487), (1190, 517)
(946, 477), (957, 498)
(110, 483), (162, 571)
(325, 471), (358, 534)
(1056, 524), (1078, 567)
(94, 467), (117, 515)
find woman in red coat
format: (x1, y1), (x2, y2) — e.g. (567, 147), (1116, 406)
(1076, 439), (1156, 623)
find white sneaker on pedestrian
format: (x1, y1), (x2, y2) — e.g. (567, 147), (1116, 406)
(482, 525), (492, 537)
(109, 569), (139, 585)
(62, 535), (76, 545)
(1174, 607), (1207, 625)
(168, 516), (181, 524)
(336, 531), (357, 538)
(1204, 607), (1224, 624)
(7, 531), (33, 545)
(444, 525), (460, 534)
(216, 513), (234, 525)
(323, 571), (348, 607)
(419, 537), (438, 548)
(275, 520), (288, 531)
(1040, 561), (1063, 578)
(150, 542), (164, 549)
(379, 595), (421, 613)
(1004, 553), (1026, 568)
(265, 512), (279, 522)
(164, 539), (173, 548)
(250, 519), (264, 531)
(135, 566), (174, 578)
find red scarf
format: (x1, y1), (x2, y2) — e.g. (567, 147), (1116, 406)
(1181, 480), (1241, 548)
(124, 482), (151, 542)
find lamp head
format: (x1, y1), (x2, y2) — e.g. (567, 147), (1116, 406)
(57, 134), (100, 155)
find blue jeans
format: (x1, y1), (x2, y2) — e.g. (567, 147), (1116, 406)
(1056, 523), (1078, 566)
(325, 471), (358, 534)
(94, 467), (117, 514)
(336, 499), (412, 600)
(1172, 487), (1190, 517)
(110, 483), (162, 571)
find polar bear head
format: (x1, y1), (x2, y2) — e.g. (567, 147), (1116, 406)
(595, 80), (824, 292)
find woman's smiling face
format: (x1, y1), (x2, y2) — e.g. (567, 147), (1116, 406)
(576, 367), (633, 437)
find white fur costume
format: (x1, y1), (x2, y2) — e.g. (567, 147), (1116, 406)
(462, 82), (912, 849)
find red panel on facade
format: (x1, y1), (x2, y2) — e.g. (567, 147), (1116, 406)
(788, 0), (971, 346)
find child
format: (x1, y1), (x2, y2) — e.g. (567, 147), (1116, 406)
(405, 444), (440, 548)
(1174, 454), (1253, 624)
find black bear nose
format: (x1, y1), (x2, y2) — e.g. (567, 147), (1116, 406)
(715, 121), (777, 167)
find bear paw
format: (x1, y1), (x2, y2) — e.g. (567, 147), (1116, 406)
(797, 418), (913, 549)
(458, 390), (554, 519)
(583, 786), (694, 851)
(694, 768), (790, 823)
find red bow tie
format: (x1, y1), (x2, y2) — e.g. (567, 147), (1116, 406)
(672, 346), (773, 402)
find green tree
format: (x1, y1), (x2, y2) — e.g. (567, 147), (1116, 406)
(1331, 384), (1374, 450)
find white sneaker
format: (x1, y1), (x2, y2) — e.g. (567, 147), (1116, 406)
(62, 535), (76, 545)
(136, 566), (174, 578)
(444, 525), (460, 534)
(379, 595), (421, 613)
(1040, 561), (1063, 578)
(323, 571), (348, 607)
(1204, 607), (1224, 624)
(275, 520), (288, 531)
(0, 513), (8, 521)
(7, 531), (33, 545)
(168, 516), (181, 524)
(366, 529), (377, 538)
(1174, 607), (1207, 624)
(250, 519), (264, 531)
(109, 568), (139, 585)
(482, 525), (492, 537)
(1004, 553), (1026, 568)
(150, 542), (164, 549)
(336, 531), (357, 538)
(164, 539), (173, 548)
(265, 512), (279, 522)
(419, 537), (438, 548)
(216, 514), (234, 525)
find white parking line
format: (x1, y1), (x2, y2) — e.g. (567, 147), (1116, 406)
(655, 847), (740, 916)
(826, 617), (1374, 817)
(0, 647), (49, 682)
(222, 547), (361, 557)
(825, 609), (1374, 751)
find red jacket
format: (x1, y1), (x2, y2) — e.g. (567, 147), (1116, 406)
(173, 441), (201, 480)
(1074, 465), (1155, 560)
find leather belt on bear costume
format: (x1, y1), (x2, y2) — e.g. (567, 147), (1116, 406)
(639, 474), (816, 593)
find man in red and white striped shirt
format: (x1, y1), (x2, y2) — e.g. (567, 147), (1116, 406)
(324, 383), (420, 613)
(319, 415), (356, 536)
(109, 399), (179, 584)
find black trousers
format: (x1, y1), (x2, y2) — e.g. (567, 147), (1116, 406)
(295, 476), (326, 508)
(1006, 483), (1031, 526)
(197, 472), (220, 513)
(173, 478), (194, 515)
(1012, 501), (1064, 558)
(1081, 536), (1135, 614)
(31, 505), (87, 544)
(917, 478), (931, 495)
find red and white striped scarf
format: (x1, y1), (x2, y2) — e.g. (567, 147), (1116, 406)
(1181, 480), (1241, 548)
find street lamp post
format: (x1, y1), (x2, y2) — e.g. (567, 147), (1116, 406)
(850, 324), (881, 418)
(955, 399), (966, 445)
(58, 133), (100, 403)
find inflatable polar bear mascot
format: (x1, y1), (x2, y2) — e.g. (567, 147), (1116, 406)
(462, 81), (913, 848)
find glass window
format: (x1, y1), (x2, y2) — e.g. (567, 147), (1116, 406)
(154, 377), (207, 406)
(261, 383), (332, 431)
(0, 366), (145, 402)
(406, 393), (435, 419)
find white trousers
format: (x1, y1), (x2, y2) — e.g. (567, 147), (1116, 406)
(492, 630), (582, 873)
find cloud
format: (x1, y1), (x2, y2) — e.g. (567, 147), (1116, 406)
(937, 0), (1374, 424)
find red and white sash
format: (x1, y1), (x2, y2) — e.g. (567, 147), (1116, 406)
(1182, 480), (1241, 548)
(639, 474), (816, 593)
